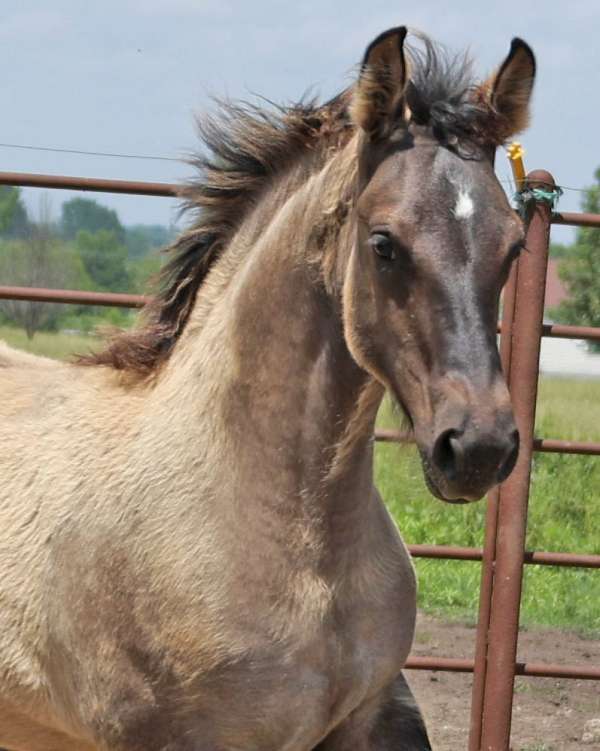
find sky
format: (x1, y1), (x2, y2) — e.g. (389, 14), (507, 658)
(1, 0), (599, 243)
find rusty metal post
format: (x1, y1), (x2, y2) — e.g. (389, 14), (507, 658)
(468, 256), (519, 751)
(477, 171), (555, 750)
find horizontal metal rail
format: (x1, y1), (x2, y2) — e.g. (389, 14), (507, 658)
(405, 656), (600, 680)
(375, 428), (600, 458)
(533, 438), (600, 455)
(542, 323), (600, 342)
(0, 285), (148, 308)
(552, 211), (600, 228)
(407, 544), (600, 569)
(0, 171), (178, 197)
(2, 285), (600, 344)
(1, 171), (598, 231)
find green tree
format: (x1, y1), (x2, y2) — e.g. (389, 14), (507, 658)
(0, 198), (87, 338)
(61, 198), (125, 243)
(0, 186), (29, 237)
(128, 253), (162, 294)
(549, 242), (571, 259)
(125, 224), (173, 259)
(75, 229), (130, 292)
(550, 167), (600, 353)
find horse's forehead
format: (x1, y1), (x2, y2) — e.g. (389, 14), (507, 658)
(431, 154), (510, 230)
(373, 144), (489, 204)
(439, 158), (477, 220)
(427, 147), (485, 202)
(361, 142), (509, 234)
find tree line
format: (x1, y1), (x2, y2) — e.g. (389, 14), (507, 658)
(549, 168), (600, 353)
(0, 187), (174, 338)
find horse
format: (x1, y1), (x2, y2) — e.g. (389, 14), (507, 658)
(0, 26), (535, 751)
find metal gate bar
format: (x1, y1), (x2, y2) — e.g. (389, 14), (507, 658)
(469, 236), (521, 751)
(376, 428), (600, 456)
(470, 170), (585, 751)
(0, 171), (178, 197)
(408, 544), (600, 568)
(405, 656), (600, 680)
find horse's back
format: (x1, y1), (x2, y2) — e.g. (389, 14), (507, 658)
(0, 340), (66, 419)
(0, 340), (61, 369)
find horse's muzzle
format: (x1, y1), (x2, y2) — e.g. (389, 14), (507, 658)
(418, 416), (520, 503)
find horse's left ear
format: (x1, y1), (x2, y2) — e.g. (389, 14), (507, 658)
(486, 38), (536, 138)
(351, 26), (409, 140)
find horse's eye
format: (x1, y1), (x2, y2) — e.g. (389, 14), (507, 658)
(369, 233), (396, 261)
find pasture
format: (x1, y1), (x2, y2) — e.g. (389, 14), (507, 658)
(2, 324), (598, 636)
(0, 325), (102, 360)
(378, 378), (600, 635)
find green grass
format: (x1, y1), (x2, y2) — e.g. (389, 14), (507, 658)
(375, 378), (600, 635)
(0, 325), (101, 360)
(2, 326), (599, 634)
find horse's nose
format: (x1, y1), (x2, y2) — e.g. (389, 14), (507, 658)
(431, 423), (520, 493)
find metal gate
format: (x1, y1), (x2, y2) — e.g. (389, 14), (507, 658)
(0, 167), (599, 750)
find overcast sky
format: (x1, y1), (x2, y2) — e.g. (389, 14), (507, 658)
(2, 0), (598, 243)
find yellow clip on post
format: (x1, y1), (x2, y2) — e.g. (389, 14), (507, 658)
(507, 142), (526, 191)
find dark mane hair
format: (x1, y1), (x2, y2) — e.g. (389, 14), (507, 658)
(77, 95), (351, 377)
(404, 33), (505, 147)
(78, 33), (500, 379)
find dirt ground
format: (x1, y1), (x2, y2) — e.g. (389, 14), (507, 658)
(407, 612), (600, 750)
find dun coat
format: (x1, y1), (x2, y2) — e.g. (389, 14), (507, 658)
(0, 26), (535, 751)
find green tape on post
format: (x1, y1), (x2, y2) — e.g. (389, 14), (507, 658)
(514, 186), (564, 219)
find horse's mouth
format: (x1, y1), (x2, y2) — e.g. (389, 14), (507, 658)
(391, 395), (493, 505)
(419, 452), (471, 505)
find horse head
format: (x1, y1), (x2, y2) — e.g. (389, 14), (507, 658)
(341, 28), (535, 502)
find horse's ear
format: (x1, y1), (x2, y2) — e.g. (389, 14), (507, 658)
(351, 26), (409, 140)
(485, 38), (536, 138)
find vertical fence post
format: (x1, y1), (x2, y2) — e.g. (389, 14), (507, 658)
(472, 170), (555, 750)
(468, 257), (519, 751)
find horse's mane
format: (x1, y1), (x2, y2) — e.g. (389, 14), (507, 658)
(78, 34), (498, 378)
(77, 94), (351, 377)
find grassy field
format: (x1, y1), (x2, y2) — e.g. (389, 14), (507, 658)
(0, 325), (102, 360)
(2, 326), (599, 634)
(376, 380), (600, 635)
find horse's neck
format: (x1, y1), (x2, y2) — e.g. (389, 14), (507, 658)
(157, 154), (382, 530)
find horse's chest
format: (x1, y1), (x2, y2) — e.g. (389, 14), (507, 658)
(64, 524), (416, 749)
(202, 589), (414, 750)
(203, 625), (398, 750)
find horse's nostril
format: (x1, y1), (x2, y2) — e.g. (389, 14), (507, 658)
(497, 429), (520, 483)
(431, 425), (519, 489)
(432, 428), (463, 481)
